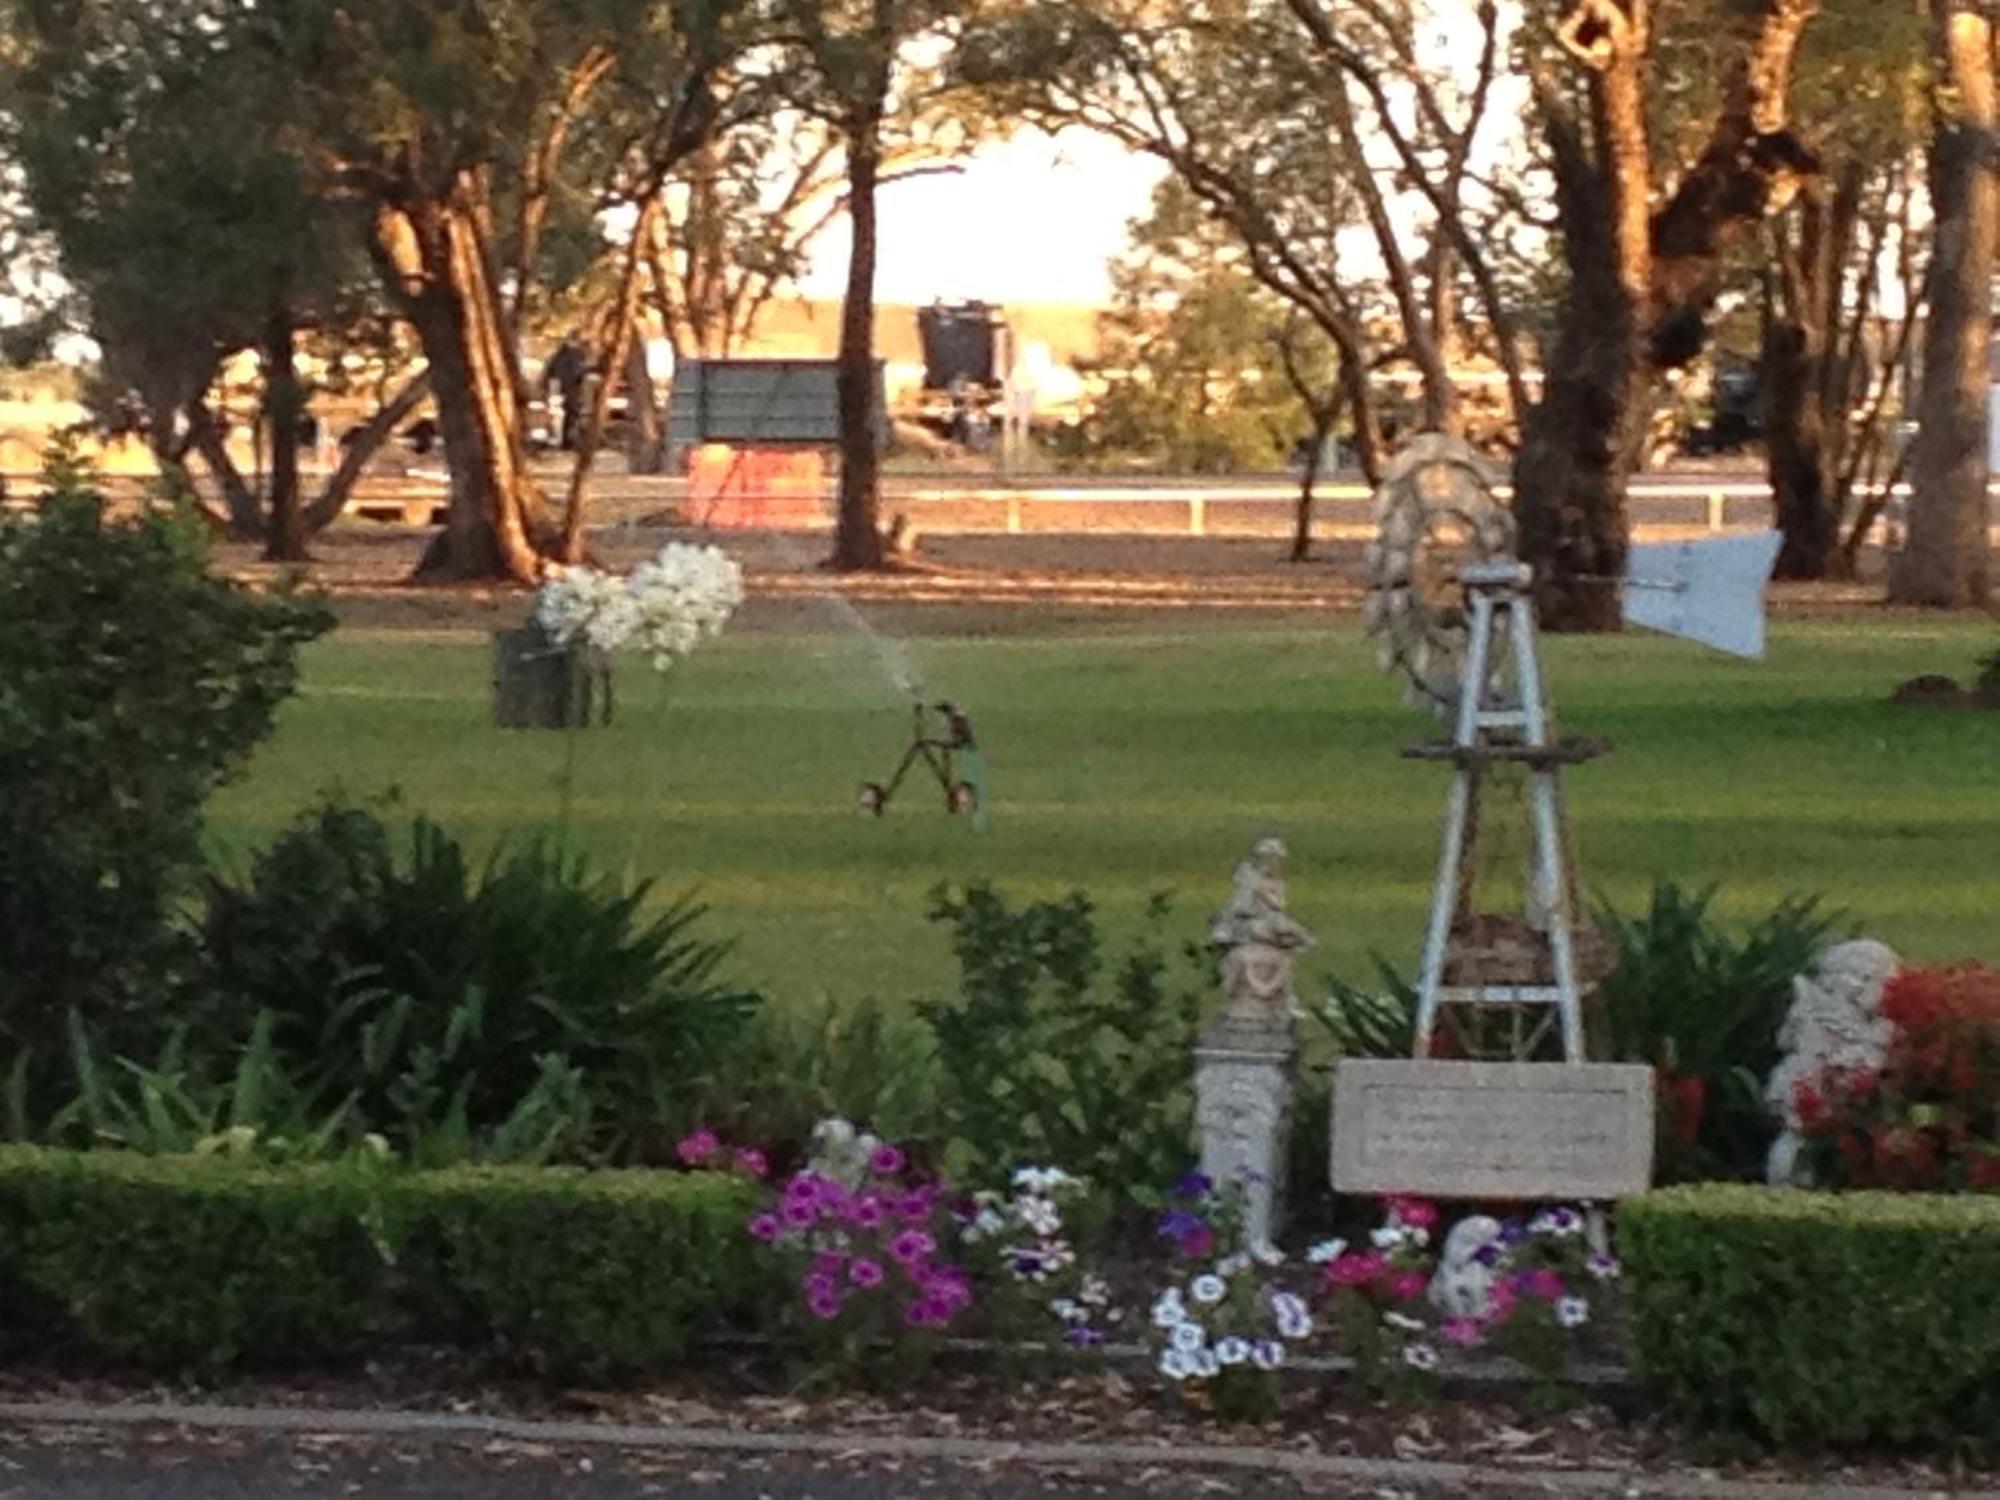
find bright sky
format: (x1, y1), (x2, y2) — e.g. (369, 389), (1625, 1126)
(797, 127), (1166, 306)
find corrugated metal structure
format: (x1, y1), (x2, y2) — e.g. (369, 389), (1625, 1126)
(666, 359), (886, 450)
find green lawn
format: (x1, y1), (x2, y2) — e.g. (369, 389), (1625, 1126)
(207, 617), (2000, 1009)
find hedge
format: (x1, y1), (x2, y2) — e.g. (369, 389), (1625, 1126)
(1620, 1184), (2000, 1446)
(0, 1148), (763, 1377)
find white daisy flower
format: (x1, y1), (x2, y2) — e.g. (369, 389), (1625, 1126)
(1191, 1274), (1228, 1305)
(1557, 1297), (1590, 1329)
(1215, 1337), (1251, 1366)
(1403, 1343), (1439, 1371)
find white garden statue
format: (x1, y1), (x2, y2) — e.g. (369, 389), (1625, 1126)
(1428, 1214), (1505, 1318)
(1207, 837), (1316, 1024)
(1764, 938), (1901, 1186)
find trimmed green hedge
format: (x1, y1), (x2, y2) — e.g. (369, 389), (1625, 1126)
(0, 1148), (762, 1377)
(1620, 1184), (2000, 1446)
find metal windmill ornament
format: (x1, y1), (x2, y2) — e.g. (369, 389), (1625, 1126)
(1363, 435), (1783, 1064)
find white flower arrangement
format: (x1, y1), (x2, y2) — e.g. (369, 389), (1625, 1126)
(959, 1164), (1117, 1347)
(1149, 1258), (1314, 1387)
(534, 542), (744, 672)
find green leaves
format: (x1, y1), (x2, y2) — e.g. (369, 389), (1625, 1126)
(921, 882), (1204, 1205)
(0, 455), (330, 1114)
(1621, 1184), (2000, 1446)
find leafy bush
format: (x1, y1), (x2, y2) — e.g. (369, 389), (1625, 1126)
(1595, 883), (1841, 1183)
(0, 1147), (763, 1377)
(1797, 963), (2000, 1191)
(0, 1146), (389, 1369)
(1620, 1184), (2000, 1446)
(392, 1165), (761, 1378)
(1974, 643), (2000, 696)
(921, 885), (1202, 1206)
(0, 449), (331, 1106)
(199, 798), (760, 1161)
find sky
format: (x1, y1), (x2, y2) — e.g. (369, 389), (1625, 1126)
(795, 127), (1166, 307)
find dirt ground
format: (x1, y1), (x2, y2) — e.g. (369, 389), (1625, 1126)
(217, 522), (1946, 638)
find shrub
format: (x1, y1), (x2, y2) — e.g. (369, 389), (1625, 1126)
(392, 1165), (762, 1378)
(0, 1147), (388, 1369)
(0, 1147), (764, 1377)
(199, 798), (760, 1161)
(0, 450), (331, 1107)
(1595, 883), (1841, 1182)
(1620, 1184), (2000, 1446)
(922, 884), (1202, 1206)
(1797, 962), (2000, 1191)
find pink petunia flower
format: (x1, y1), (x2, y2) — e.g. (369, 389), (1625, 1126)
(675, 1129), (721, 1166)
(1390, 1271), (1428, 1302)
(1522, 1267), (1565, 1301)
(806, 1288), (843, 1321)
(849, 1257), (886, 1288)
(869, 1144), (908, 1176)
(1326, 1250), (1389, 1287)
(889, 1229), (936, 1266)
(780, 1199), (816, 1229)
(747, 1213), (783, 1242)
(734, 1148), (769, 1179)
(847, 1193), (890, 1230)
(1440, 1316), (1484, 1348)
(1387, 1196), (1440, 1230)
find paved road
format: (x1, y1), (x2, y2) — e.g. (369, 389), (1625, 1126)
(0, 1426), (1432, 1499)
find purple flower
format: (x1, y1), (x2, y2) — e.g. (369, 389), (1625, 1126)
(1472, 1243), (1503, 1268)
(1521, 1267), (1566, 1301)
(1172, 1171), (1214, 1201)
(734, 1148), (769, 1179)
(675, 1129), (720, 1166)
(869, 1144), (907, 1176)
(747, 1213), (783, 1242)
(1010, 1250), (1046, 1277)
(897, 1189), (935, 1224)
(803, 1271), (840, 1301)
(1176, 1225), (1215, 1259)
(903, 1297), (950, 1329)
(849, 1257), (886, 1288)
(780, 1199), (816, 1229)
(889, 1229), (935, 1266)
(1498, 1222), (1530, 1248)
(847, 1193), (889, 1230)
(806, 1288), (843, 1321)
(1064, 1326), (1106, 1348)
(1157, 1209), (1200, 1241)
(812, 1250), (848, 1276)
(923, 1266), (973, 1309)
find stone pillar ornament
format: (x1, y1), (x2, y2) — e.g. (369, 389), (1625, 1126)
(1196, 838), (1314, 1248)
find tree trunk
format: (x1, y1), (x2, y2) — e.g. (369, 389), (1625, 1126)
(262, 304), (306, 563)
(372, 177), (556, 583)
(1513, 53), (1652, 632)
(1290, 407), (1336, 563)
(302, 373), (432, 533)
(1891, 0), (1995, 608)
(561, 196), (662, 561)
(830, 105), (887, 571)
(185, 402), (266, 541)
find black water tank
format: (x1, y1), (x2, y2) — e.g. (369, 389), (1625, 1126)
(917, 302), (1006, 390)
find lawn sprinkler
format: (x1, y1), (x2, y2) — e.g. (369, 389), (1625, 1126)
(858, 700), (987, 827)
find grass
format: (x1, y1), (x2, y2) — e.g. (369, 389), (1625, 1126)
(206, 616), (2000, 1010)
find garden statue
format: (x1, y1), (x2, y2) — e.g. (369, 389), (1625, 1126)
(1208, 837), (1317, 1023)
(1765, 938), (1901, 1186)
(1428, 1214), (1505, 1318)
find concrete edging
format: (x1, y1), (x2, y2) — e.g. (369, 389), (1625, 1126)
(0, 1399), (1985, 1500)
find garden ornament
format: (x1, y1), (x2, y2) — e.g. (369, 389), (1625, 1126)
(1764, 937), (1900, 1186)
(1207, 837), (1316, 1024)
(857, 700), (986, 828)
(1427, 1214), (1505, 1319)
